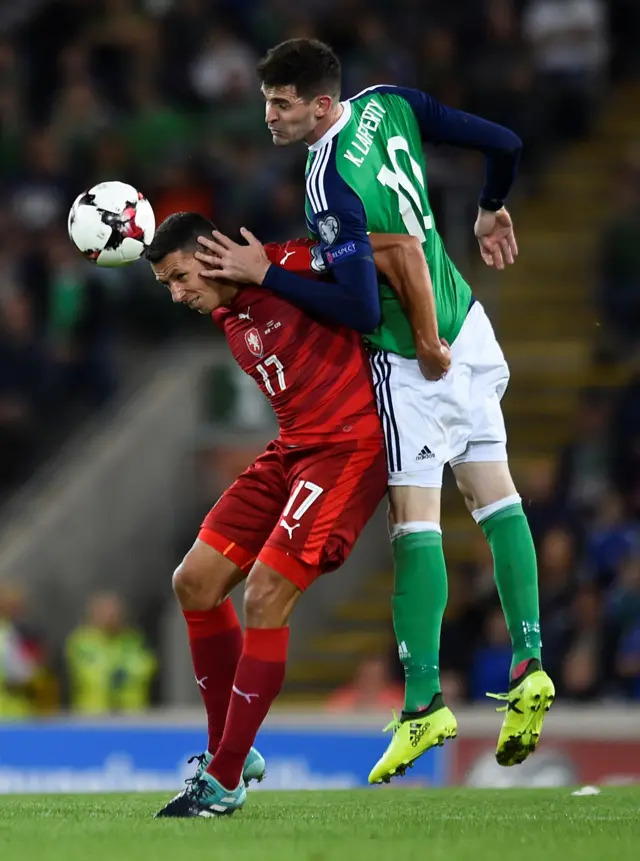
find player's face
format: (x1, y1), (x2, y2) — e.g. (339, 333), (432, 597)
(262, 84), (330, 145)
(151, 250), (231, 314)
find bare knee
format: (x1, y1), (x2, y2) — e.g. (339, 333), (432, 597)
(453, 461), (518, 512)
(172, 562), (220, 610)
(453, 473), (477, 513)
(173, 540), (245, 611)
(244, 563), (300, 628)
(388, 485), (441, 528)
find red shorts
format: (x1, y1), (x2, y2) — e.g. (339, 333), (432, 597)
(199, 435), (387, 592)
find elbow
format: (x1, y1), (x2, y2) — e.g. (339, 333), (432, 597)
(403, 234), (425, 261)
(486, 126), (522, 158)
(506, 129), (523, 156)
(399, 236), (427, 285)
(391, 234), (422, 252)
(388, 234), (423, 260)
(384, 235), (423, 279)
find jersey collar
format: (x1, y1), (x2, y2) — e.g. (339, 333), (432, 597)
(308, 101), (352, 152)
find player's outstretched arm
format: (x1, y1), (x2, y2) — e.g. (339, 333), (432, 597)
(196, 228), (381, 332)
(375, 85), (521, 268)
(391, 86), (522, 214)
(370, 233), (451, 381)
(262, 252), (381, 332)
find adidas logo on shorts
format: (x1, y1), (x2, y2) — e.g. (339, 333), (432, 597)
(416, 445), (435, 461)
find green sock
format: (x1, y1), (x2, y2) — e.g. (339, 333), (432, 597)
(480, 503), (542, 673)
(392, 531), (448, 713)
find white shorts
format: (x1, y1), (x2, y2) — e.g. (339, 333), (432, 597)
(369, 301), (510, 488)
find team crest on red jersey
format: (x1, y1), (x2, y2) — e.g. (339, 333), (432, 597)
(245, 328), (264, 358)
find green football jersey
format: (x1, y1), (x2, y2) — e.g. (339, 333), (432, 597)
(304, 86), (472, 357)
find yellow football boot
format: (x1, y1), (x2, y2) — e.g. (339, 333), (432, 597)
(489, 664), (555, 767)
(368, 705), (458, 784)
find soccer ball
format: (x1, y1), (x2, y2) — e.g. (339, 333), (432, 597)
(67, 181), (155, 267)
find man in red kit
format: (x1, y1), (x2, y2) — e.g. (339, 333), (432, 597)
(145, 212), (442, 818)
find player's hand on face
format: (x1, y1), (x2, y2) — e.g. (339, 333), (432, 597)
(417, 338), (451, 382)
(196, 228), (270, 285)
(474, 207), (518, 270)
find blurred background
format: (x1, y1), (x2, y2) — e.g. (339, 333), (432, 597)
(0, 0), (640, 791)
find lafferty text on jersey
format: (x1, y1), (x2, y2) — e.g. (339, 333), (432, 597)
(212, 239), (383, 444)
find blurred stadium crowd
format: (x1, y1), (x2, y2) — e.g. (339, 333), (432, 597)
(1, 0), (640, 716)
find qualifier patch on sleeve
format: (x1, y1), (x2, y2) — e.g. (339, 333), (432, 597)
(317, 214), (340, 246)
(326, 240), (358, 265)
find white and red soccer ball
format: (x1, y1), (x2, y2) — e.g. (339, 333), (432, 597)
(67, 181), (155, 267)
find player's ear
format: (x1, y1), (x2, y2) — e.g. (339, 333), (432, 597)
(315, 96), (333, 118)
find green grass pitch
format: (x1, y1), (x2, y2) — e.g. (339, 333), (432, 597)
(1, 788), (639, 861)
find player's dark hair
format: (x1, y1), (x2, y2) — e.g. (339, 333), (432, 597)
(257, 39), (341, 101)
(144, 212), (216, 264)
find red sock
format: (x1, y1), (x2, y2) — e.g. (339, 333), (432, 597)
(183, 599), (243, 754)
(207, 626), (289, 789)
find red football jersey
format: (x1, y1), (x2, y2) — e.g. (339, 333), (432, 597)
(212, 239), (382, 444)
